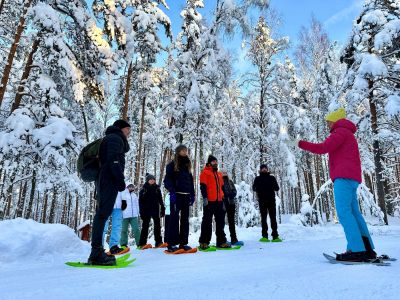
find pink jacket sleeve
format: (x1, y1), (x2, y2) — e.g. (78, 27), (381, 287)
(299, 130), (345, 155)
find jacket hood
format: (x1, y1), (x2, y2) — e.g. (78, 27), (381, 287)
(105, 125), (130, 152)
(331, 119), (357, 134)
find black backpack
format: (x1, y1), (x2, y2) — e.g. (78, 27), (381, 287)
(77, 138), (103, 182)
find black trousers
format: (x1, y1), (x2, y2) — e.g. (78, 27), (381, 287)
(226, 203), (238, 243)
(167, 194), (190, 247)
(139, 216), (162, 246)
(164, 214), (170, 242)
(260, 201), (278, 239)
(199, 201), (227, 246)
(91, 177), (118, 248)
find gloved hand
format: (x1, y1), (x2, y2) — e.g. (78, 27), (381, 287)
(203, 198), (208, 207)
(190, 194), (195, 206)
(160, 206), (166, 218)
(121, 200), (127, 211)
(170, 192), (177, 204)
(117, 180), (126, 192)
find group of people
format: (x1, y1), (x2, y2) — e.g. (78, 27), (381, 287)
(87, 106), (378, 266)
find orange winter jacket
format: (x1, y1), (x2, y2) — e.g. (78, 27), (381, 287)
(200, 165), (224, 201)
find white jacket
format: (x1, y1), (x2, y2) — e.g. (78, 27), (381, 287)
(121, 188), (139, 218)
(114, 192), (122, 209)
(165, 193), (170, 216)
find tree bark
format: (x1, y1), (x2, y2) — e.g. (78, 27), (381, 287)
(134, 96), (146, 186)
(48, 188), (57, 223)
(122, 62), (133, 120)
(24, 170), (36, 219)
(41, 192), (48, 223)
(11, 38), (40, 112)
(0, 0), (33, 106)
(15, 180), (27, 217)
(368, 79), (388, 225)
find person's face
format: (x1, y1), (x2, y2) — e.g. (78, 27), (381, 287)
(149, 179), (156, 185)
(327, 121), (334, 130)
(211, 160), (218, 168)
(179, 149), (188, 157)
(222, 171), (228, 177)
(261, 168), (268, 173)
(128, 185), (134, 192)
(121, 127), (131, 138)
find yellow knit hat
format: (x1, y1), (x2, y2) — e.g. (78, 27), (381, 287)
(325, 108), (346, 123)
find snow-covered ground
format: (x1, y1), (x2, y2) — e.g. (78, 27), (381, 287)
(1, 218), (399, 300)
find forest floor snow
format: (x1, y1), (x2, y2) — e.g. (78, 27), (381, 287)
(1, 217), (399, 300)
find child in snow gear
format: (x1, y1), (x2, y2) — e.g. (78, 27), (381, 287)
(298, 107), (376, 262)
(222, 171), (242, 246)
(199, 155), (230, 250)
(163, 145), (195, 253)
(103, 192), (124, 255)
(120, 183), (141, 249)
(253, 164), (281, 242)
(138, 174), (166, 249)
(88, 119), (131, 266)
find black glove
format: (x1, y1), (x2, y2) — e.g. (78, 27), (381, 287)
(121, 200), (127, 211)
(160, 206), (165, 218)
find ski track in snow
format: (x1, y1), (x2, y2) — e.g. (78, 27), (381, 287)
(1, 222), (400, 300)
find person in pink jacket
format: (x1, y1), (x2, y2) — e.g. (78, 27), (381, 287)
(297, 108), (376, 262)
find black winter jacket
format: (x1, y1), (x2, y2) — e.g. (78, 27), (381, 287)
(139, 183), (164, 217)
(252, 173), (280, 203)
(163, 161), (195, 195)
(223, 177), (237, 205)
(99, 126), (130, 192)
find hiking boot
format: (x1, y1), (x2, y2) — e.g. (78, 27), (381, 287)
(109, 245), (125, 255)
(217, 242), (231, 248)
(167, 245), (179, 253)
(88, 246), (116, 266)
(362, 236), (377, 259)
(179, 244), (192, 251)
(199, 243), (210, 250)
(336, 251), (368, 262)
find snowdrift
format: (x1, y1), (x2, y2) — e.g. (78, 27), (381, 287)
(0, 218), (90, 263)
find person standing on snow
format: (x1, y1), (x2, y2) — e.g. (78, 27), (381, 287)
(163, 145), (195, 253)
(138, 174), (166, 249)
(120, 183), (141, 250)
(296, 107), (376, 262)
(88, 119), (131, 266)
(252, 164), (281, 243)
(221, 170), (243, 246)
(199, 155), (231, 250)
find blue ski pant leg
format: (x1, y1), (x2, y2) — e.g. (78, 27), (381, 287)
(333, 178), (366, 252)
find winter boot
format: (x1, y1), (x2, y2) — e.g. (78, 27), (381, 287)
(179, 244), (192, 252)
(231, 241), (244, 246)
(217, 242), (231, 249)
(199, 243), (210, 250)
(271, 236), (282, 243)
(336, 251), (368, 262)
(166, 245), (181, 253)
(362, 236), (377, 259)
(259, 237), (270, 243)
(88, 246), (116, 266)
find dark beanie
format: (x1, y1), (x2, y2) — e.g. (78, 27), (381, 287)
(175, 144), (187, 154)
(145, 173), (156, 182)
(113, 119), (131, 129)
(260, 164), (268, 170)
(207, 155), (218, 164)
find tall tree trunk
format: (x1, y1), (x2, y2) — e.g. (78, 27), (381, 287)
(0, 0), (5, 17)
(11, 38), (40, 112)
(0, 0), (33, 106)
(134, 96), (146, 186)
(48, 188), (57, 223)
(81, 107), (89, 142)
(368, 79), (388, 225)
(74, 196), (79, 230)
(41, 192), (48, 223)
(4, 184), (13, 218)
(25, 170), (36, 219)
(15, 180), (27, 217)
(122, 62), (133, 120)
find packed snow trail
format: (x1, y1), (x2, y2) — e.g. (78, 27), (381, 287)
(1, 219), (400, 300)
